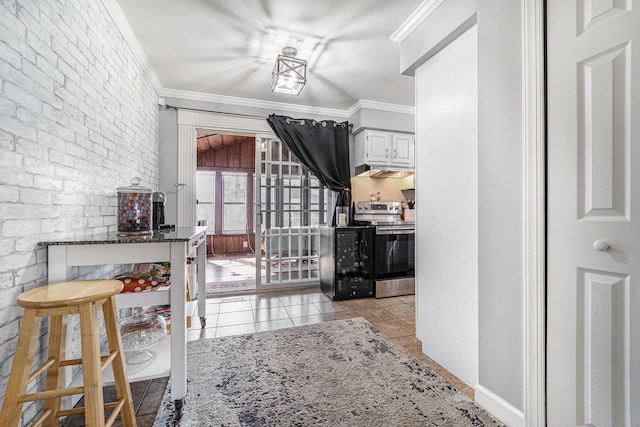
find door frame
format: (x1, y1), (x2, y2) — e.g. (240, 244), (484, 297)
(177, 110), (323, 292)
(522, 0), (546, 425)
(175, 109), (274, 227)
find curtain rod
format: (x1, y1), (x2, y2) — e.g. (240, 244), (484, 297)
(163, 104), (353, 129)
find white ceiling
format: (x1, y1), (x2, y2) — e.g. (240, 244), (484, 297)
(115, 0), (422, 111)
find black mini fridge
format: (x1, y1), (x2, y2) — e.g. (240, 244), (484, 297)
(320, 226), (374, 300)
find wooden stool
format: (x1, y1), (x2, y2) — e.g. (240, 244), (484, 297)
(0, 280), (136, 427)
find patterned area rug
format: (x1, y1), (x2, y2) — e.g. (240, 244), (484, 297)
(154, 318), (503, 426)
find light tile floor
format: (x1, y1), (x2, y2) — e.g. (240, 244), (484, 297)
(63, 287), (472, 427)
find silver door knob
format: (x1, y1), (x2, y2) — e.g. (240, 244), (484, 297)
(593, 240), (609, 251)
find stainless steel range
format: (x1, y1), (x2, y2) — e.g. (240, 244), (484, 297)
(353, 201), (415, 298)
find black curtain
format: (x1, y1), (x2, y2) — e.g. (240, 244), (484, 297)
(266, 114), (351, 225)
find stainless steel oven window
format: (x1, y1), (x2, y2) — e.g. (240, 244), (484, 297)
(374, 230), (415, 279)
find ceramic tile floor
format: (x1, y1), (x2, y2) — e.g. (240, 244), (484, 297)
(63, 288), (472, 426)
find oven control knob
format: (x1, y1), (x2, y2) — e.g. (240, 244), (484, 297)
(354, 262), (359, 267)
(364, 205), (369, 210)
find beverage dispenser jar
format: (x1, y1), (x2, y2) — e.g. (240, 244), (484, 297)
(117, 177), (152, 235)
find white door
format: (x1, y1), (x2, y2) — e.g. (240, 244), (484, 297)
(547, 3), (640, 426)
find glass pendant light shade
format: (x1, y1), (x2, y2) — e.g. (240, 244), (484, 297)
(272, 47), (307, 96)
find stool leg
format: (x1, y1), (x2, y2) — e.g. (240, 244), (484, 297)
(43, 314), (66, 427)
(79, 302), (105, 427)
(0, 310), (42, 427)
(102, 297), (136, 427)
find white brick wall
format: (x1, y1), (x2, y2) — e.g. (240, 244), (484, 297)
(0, 0), (160, 423)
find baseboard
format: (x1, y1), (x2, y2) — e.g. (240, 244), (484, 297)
(474, 384), (524, 427)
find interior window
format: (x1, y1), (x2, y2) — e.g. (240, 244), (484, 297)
(196, 171), (215, 234)
(222, 173), (247, 234)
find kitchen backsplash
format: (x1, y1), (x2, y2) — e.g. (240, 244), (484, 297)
(350, 175), (415, 202)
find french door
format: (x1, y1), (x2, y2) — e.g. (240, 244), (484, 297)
(254, 136), (326, 290)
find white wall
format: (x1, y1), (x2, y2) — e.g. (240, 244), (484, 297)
(415, 23), (479, 387)
(398, 0), (524, 421)
(475, 0), (523, 415)
(0, 0), (160, 424)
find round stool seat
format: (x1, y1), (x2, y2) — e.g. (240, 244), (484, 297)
(17, 279), (123, 309)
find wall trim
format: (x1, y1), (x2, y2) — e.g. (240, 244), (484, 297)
(177, 109), (273, 134)
(165, 88), (349, 118)
(99, 0), (163, 95)
(165, 88), (414, 120)
(347, 99), (415, 117)
(390, 0), (448, 43)
(475, 385), (525, 427)
(522, 0), (546, 426)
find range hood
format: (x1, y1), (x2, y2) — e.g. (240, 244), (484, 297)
(354, 164), (415, 179)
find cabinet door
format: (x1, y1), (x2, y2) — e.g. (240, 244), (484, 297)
(391, 134), (414, 166)
(365, 130), (390, 163)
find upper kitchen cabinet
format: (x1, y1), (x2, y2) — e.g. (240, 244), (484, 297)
(354, 129), (415, 169)
(391, 133), (414, 166)
(364, 130), (390, 163)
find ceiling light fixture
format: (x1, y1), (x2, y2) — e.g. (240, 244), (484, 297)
(271, 47), (307, 96)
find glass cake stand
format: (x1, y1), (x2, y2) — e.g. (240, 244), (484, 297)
(120, 312), (167, 365)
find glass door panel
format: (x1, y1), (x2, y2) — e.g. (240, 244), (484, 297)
(255, 136), (326, 290)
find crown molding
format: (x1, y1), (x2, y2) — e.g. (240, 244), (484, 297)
(100, 0), (163, 95)
(162, 88), (415, 119)
(162, 88), (351, 119)
(390, 0), (447, 44)
(347, 99), (415, 117)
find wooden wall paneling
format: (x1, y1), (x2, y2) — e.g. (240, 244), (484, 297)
(214, 147), (226, 168)
(205, 234), (257, 257)
(213, 236), (225, 254)
(241, 140), (254, 169)
(206, 235), (214, 256)
(228, 144), (241, 168)
(197, 150), (213, 167)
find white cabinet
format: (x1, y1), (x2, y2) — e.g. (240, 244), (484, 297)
(354, 129), (415, 168)
(364, 130), (391, 163)
(391, 133), (414, 166)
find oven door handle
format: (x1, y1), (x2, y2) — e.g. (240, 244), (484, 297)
(376, 228), (415, 235)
